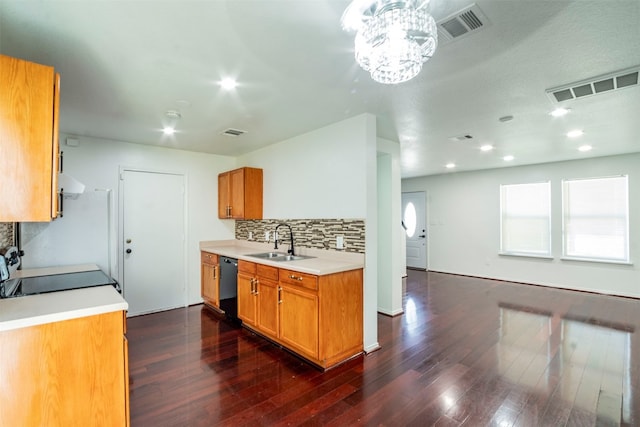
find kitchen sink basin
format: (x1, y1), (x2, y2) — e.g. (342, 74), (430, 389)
(246, 252), (315, 262)
(247, 252), (286, 258)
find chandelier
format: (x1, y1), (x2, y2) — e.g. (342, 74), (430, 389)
(342, 0), (438, 84)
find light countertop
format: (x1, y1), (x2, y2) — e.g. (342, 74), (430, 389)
(0, 265), (128, 332)
(200, 240), (364, 275)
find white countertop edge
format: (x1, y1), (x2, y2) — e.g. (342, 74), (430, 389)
(199, 240), (364, 275)
(13, 264), (101, 279)
(0, 286), (128, 332)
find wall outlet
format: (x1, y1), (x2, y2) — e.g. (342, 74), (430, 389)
(264, 231), (269, 242)
(248, 231), (253, 240)
(336, 235), (344, 249)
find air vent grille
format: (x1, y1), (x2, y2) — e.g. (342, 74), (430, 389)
(437, 3), (490, 44)
(221, 128), (246, 137)
(546, 67), (639, 103)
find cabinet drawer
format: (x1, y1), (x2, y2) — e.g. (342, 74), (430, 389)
(238, 259), (256, 274)
(256, 264), (278, 281)
(279, 269), (318, 291)
(201, 252), (218, 265)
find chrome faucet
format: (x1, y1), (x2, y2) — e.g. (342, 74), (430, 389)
(274, 223), (295, 256)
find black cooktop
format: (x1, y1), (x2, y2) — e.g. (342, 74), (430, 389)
(1, 270), (118, 298)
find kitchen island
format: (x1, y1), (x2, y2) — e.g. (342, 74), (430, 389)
(0, 266), (130, 426)
(200, 240), (364, 370)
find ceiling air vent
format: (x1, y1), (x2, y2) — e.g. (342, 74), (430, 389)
(221, 128), (246, 137)
(437, 3), (490, 44)
(546, 66), (639, 103)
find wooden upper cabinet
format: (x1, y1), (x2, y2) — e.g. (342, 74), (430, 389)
(0, 54), (61, 222)
(218, 167), (263, 219)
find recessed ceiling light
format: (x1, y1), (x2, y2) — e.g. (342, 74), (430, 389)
(480, 144), (493, 152)
(219, 78), (238, 90)
(578, 145), (592, 152)
(162, 127), (176, 135)
(503, 155), (514, 161)
(550, 107), (571, 117)
(445, 163), (456, 169)
(567, 129), (584, 138)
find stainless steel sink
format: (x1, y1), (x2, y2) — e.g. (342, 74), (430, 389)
(246, 252), (286, 258)
(246, 252), (314, 262)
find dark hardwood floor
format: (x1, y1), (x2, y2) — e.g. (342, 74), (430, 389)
(127, 270), (640, 426)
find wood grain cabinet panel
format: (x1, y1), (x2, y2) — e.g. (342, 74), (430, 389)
(201, 252), (219, 309)
(278, 284), (319, 359)
(0, 54), (61, 221)
(0, 311), (129, 426)
(218, 167), (263, 219)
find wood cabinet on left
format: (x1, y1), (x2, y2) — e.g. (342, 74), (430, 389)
(0, 54), (61, 222)
(201, 251), (220, 308)
(0, 310), (130, 426)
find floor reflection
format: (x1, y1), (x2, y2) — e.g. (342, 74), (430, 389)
(497, 302), (633, 425)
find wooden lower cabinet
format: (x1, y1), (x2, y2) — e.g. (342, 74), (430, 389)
(278, 284), (319, 359)
(237, 259), (363, 370)
(0, 310), (129, 426)
(201, 252), (219, 309)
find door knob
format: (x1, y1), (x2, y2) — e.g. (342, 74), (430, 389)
(126, 249), (132, 254)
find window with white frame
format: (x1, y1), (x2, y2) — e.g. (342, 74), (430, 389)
(562, 175), (629, 263)
(500, 182), (551, 256)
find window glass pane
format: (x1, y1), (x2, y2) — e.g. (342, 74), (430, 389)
(404, 202), (416, 238)
(500, 182), (551, 255)
(563, 176), (629, 262)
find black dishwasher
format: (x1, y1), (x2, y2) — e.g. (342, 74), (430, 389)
(219, 256), (238, 321)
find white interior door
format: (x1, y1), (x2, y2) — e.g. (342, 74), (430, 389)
(402, 191), (427, 270)
(122, 169), (185, 316)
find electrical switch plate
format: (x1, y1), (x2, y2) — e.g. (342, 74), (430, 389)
(336, 235), (344, 249)
(265, 231), (269, 242)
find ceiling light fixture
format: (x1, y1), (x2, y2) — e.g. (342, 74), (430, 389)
(550, 107), (570, 117)
(162, 110), (181, 136)
(480, 144), (493, 152)
(342, 0), (438, 84)
(567, 129), (584, 138)
(578, 145), (592, 152)
(503, 155), (514, 161)
(445, 163), (456, 169)
(219, 78), (237, 90)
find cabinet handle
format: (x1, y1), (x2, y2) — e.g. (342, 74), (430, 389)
(288, 274), (303, 281)
(59, 150), (64, 173)
(254, 279), (259, 295)
(250, 278), (255, 294)
(57, 191), (64, 218)
(278, 286), (282, 304)
(212, 265), (217, 280)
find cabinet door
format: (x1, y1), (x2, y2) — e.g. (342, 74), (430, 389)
(229, 168), (245, 219)
(257, 278), (278, 338)
(201, 263), (219, 307)
(237, 273), (257, 326)
(279, 285), (319, 359)
(0, 55), (59, 222)
(218, 172), (230, 218)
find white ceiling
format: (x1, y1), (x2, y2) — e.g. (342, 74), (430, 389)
(1, 1), (639, 178)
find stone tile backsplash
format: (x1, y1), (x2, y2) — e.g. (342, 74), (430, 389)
(0, 222), (14, 248)
(236, 219), (365, 254)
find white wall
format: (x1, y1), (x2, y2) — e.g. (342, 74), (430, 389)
(21, 134), (236, 304)
(238, 113), (381, 352)
(238, 115), (368, 219)
(402, 153), (640, 297)
(376, 137), (403, 316)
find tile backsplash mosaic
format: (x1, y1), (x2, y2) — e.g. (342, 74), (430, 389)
(0, 222), (14, 248)
(236, 219), (365, 254)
